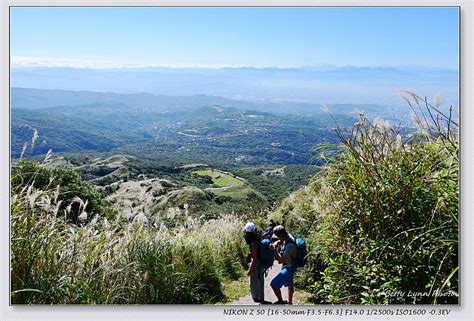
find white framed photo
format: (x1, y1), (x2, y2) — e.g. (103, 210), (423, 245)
(1, 1), (473, 320)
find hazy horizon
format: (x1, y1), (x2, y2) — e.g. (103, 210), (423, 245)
(11, 7), (459, 106)
(10, 58), (459, 71)
(11, 64), (459, 106)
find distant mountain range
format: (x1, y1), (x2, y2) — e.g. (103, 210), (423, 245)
(10, 87), (387, 117)
(11, 87), (457, 164)
(11, 87), (244, 110)
(11, 88), (356, 164)
(11, 65), (459, 106)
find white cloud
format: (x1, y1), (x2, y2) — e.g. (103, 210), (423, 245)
(11, 56), (123, 69)
(10, 56), (291, 70)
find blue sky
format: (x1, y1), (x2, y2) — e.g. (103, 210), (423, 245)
(11, 7), (459, 69)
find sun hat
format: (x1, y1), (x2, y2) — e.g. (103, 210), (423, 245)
(244, 222), (256, 232)
(272, 225), (288, 239)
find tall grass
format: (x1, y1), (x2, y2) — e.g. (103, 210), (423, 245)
(11, 162), (247, 304)
(280, 92), (458, 304)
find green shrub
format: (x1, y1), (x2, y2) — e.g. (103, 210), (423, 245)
(11, 159), (115, 223)
(270, 187), (321, 237)
(298, 93), (458, 304)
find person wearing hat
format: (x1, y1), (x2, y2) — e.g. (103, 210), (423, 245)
(269, 225), (297, 304)
(243, 222), (267, 304)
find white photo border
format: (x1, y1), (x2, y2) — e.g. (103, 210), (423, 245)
(1, 1), (472, 320)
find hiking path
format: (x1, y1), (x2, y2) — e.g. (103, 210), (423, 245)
(229, 261), (301, 305)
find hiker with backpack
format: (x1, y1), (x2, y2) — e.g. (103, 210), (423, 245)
(243, 222), (273, 304)
(269, 225), (307, 305)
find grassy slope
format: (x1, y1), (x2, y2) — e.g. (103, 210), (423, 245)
(11, 161), (249, 304)
(270, 108), (459, 304)
(192, 170), (243, 188)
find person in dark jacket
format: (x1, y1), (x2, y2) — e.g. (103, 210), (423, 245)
(243, 222), (267, 304)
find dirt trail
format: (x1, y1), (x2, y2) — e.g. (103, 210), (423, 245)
(230, 261), (301, 305)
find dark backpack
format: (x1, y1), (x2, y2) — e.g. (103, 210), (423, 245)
(287, 237), (308, 268)
(263, 226), (274, 240)
(258, 239), (275, 269)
